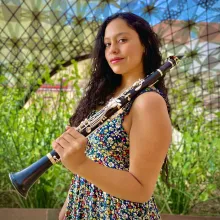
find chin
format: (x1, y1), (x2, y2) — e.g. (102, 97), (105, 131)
(112, 68), (125, 75)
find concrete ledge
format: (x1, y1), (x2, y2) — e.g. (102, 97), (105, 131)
(0, 209), (219, 220)
(0, 209), (60, 220)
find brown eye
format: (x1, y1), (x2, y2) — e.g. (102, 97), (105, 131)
(105, 43), (111, 47)
(118, 39), (127, 43)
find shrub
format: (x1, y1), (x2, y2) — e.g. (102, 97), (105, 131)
(155, 85), (219, 214)
(0, 60), (82, 208)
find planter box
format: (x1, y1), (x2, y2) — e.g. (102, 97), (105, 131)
(0, 208), (59, 220)
(0, 209), (219, 220)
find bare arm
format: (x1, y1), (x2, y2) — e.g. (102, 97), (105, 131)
(75, 92), (172, 203)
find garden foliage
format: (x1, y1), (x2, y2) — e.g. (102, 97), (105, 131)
(0, 61), (219, 214)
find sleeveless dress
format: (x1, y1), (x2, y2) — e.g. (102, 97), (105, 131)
(65, 87), (167, 219)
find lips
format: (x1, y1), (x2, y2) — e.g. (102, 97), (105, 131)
(110, 58), (124, 64)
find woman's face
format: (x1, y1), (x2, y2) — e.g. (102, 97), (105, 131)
(104, 18), (145, 76)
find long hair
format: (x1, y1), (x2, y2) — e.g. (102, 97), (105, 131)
(69, 12), (170, 183)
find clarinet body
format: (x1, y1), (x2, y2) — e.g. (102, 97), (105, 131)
(9, 55), (182, 198)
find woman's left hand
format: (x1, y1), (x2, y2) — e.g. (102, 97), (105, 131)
(52, 127), (88, 173)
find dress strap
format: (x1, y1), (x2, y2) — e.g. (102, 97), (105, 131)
(122, 87), (168, 116)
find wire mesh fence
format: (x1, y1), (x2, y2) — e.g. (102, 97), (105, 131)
(0, 0), (219, 124)
(0, 0), (219, 212)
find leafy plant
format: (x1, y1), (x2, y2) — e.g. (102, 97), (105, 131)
(0, 60), (85, 208)
(155, 83), (220, 215)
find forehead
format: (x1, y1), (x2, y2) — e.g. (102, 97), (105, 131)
(104, 18), (136, 39)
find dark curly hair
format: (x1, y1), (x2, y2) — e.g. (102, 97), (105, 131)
(69, 12), (170, 184)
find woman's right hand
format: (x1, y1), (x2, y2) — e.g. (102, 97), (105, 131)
(65, 125), (71, 131)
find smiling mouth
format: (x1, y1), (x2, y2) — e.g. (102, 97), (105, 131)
(110, 58), (124, 64)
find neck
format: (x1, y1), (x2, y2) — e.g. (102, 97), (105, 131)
(114, 72), (145, 97)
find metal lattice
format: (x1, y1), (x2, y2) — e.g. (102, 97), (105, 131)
(0, 0), (219, 123)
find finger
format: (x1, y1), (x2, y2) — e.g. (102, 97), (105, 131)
(61, 133), (76, 143)
(65, 125), (71, 131)
(56, 137), (71, 149)
(52, 141), (64, 157)
(66, 128), (88, 147)
(67, 127), (84, 139)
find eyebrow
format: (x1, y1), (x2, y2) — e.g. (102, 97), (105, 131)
(104, 32), (130, 40)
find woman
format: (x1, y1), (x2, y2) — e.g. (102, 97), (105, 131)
(54, 12), (172, 219)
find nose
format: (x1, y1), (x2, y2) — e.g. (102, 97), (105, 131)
(109, 43), (119, 54)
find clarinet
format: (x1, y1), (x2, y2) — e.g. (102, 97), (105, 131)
(9, 55), (183, 198)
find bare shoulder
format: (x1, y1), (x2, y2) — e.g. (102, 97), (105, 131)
(129, 90), (171, 143)
(128, 91), (171, 201)
(130, 91), (168, 117)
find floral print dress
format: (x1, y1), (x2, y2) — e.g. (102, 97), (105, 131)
(65, 87), (165, 219)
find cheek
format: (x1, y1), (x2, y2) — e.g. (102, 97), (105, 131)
(127, 46), (143, 64)
(105, 50), (107, 60)
(127, 42), (142, 55)
(105, 50), (111, 65)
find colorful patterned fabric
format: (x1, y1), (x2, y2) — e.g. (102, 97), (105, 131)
(65, 87), (166, 219)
